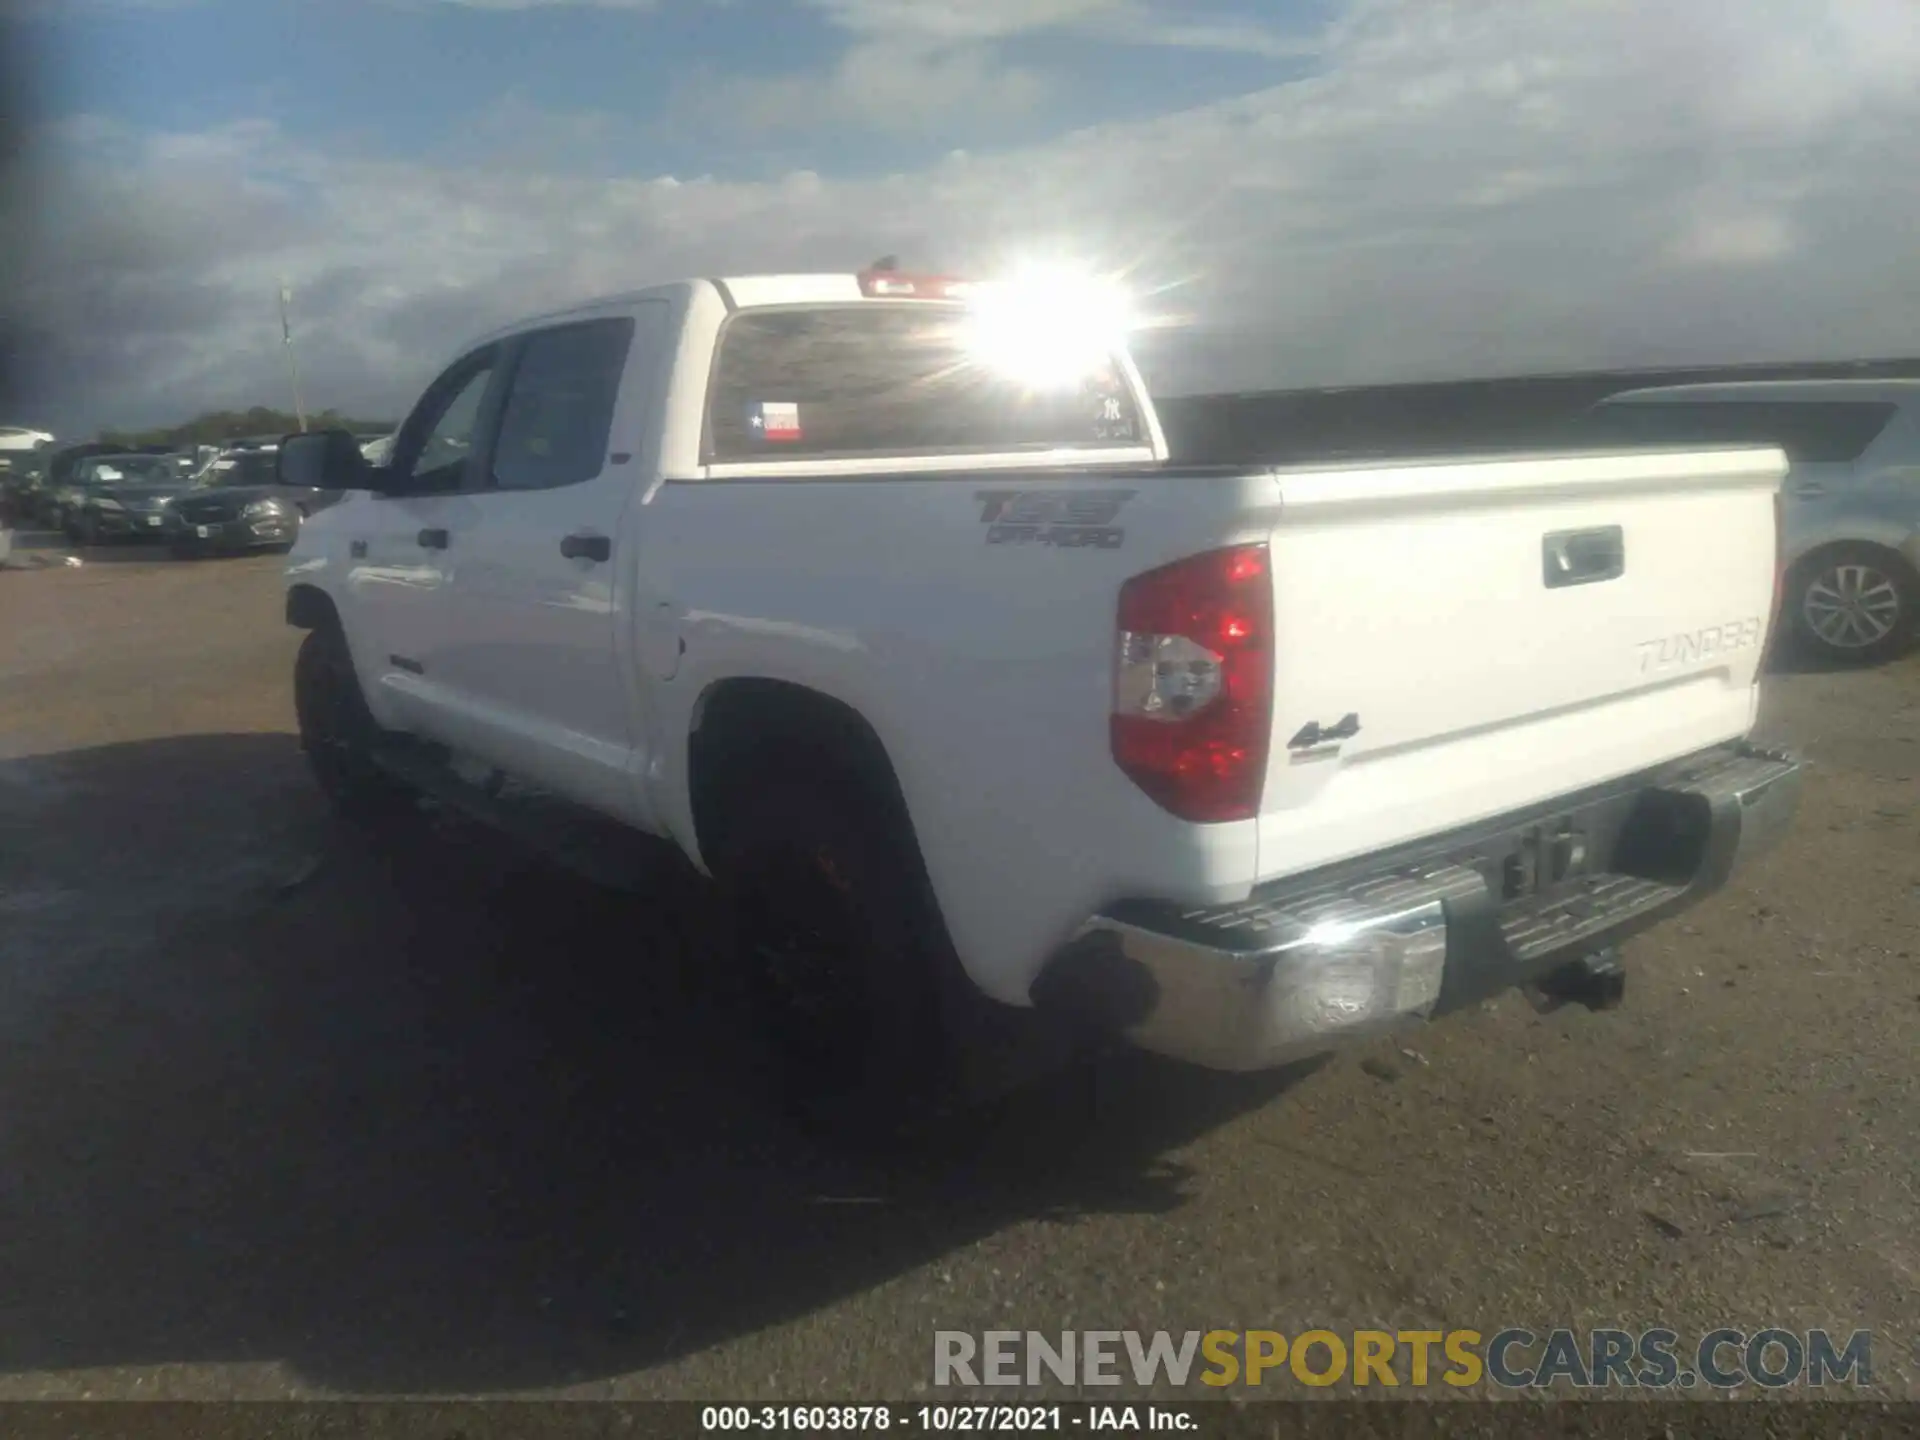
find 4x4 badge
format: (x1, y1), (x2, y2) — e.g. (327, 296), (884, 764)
(1287, 712), (1361, 751)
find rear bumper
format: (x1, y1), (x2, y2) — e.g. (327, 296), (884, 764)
(1031, 741), (1803, 1072)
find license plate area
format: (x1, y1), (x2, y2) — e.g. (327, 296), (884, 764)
(1465, 794), (1641, 909)
(196, 525), (212, 538)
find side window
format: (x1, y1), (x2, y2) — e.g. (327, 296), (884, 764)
(492, 318), (634, 491)
(390, 351), (497, 494)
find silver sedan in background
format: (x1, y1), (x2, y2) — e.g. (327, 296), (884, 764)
(1590, 380), (1920, 665)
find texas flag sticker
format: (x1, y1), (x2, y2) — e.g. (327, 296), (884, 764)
(751, 401), (803, 442)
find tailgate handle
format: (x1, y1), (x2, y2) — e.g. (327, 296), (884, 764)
(1543, 526), (1624, 589)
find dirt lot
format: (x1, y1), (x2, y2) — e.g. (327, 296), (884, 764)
(1, 538), (1916, 1401)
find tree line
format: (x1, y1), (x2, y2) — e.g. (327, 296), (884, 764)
(96, 407), (398, 450)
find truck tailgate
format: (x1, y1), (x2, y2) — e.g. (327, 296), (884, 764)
(1255, 446), (1786, 883)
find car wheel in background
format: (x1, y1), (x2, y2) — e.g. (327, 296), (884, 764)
(1788, 542), (1919, 666)
(293, 623), (415, 825)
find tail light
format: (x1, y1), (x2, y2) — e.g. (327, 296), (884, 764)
(1111, 543), (1273, 822)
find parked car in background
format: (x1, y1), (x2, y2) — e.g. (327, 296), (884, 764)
(3, 432), (54, 526)
(1588, 381), (1920, 664)
(65, 453), (195, 545)
(166, 443), (345, 556)
(38, 442), (173, 526)
(0, 447), (53, 528)
(47, 454), (175, 536)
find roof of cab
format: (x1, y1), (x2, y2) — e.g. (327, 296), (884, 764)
(1601, 378), (1920, 406)
(467, 273), (906, 349)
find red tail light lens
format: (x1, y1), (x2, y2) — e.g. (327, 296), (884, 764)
(1111, 543), (1273, 822)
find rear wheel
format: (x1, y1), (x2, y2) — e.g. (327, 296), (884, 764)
(714, 775), (952, 1145)
(1788, 543), (1918, 665)
(294, 623), (414, 824)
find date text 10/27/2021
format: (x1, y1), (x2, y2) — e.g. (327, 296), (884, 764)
(702, 1407), (1192, 1433)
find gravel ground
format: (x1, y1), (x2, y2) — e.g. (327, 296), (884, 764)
(0, 538), (1915, 1403)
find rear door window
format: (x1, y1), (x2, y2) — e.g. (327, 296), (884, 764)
(1587, 400), (1898, 463)
(705, 304), (1145, 464)
(492, 318), (636, 491)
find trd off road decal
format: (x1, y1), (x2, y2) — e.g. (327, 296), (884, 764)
(976, 489), (1135, 549)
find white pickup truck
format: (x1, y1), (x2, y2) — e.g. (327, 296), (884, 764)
(278, 267), (1803, 1131)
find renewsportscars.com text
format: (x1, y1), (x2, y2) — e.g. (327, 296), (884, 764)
(933, 1328), (1872, 1391)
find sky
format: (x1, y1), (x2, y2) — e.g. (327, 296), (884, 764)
(2, 0), (1918, 437)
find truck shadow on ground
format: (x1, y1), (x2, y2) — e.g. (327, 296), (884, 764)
(0, 734), (1308, 1395)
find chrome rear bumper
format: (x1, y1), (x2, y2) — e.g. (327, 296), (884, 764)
(1032, 742), (1803, 1072)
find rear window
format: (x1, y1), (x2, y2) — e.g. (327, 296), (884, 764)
(705, 304), (1145, 464)
(205, 451), (278, 486)
(1586, 400), (1898, 464)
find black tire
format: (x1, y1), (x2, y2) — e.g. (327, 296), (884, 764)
(293, 623), (415, 824)
(713, 774), (953, 1145)
(1786, 543), (1919, 666)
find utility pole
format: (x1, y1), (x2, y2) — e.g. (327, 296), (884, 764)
(279, 282), (307, 432)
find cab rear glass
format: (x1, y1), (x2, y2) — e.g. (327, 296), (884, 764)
(705, 304), (1145, 464)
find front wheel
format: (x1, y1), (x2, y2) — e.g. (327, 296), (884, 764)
(293, 624), (414, 824)
(1788, 544), (1918, 665)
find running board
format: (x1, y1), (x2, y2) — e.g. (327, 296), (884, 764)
(367, 743), (679, 892)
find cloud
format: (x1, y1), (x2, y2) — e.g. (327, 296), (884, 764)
(422, 0), (1319, 54)
(694, 37), (1052, 136)
(9, 0), (1920, 435)
(803, 0), (1124, 43)
(423, 0), (660, 8)
(705, 3), (1322, 130)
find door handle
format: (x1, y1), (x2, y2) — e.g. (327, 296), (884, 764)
(1790, 481), (1827, 498)
(417, 527), (449, 550)
(1542, 526), (1625, 589)
(560, 533), (611, 563)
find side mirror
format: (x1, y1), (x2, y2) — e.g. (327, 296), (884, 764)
(278, 429), (387, 492)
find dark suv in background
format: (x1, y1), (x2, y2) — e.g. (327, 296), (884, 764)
(166, 441), (345, 555)
(64, 453), (195, 545)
